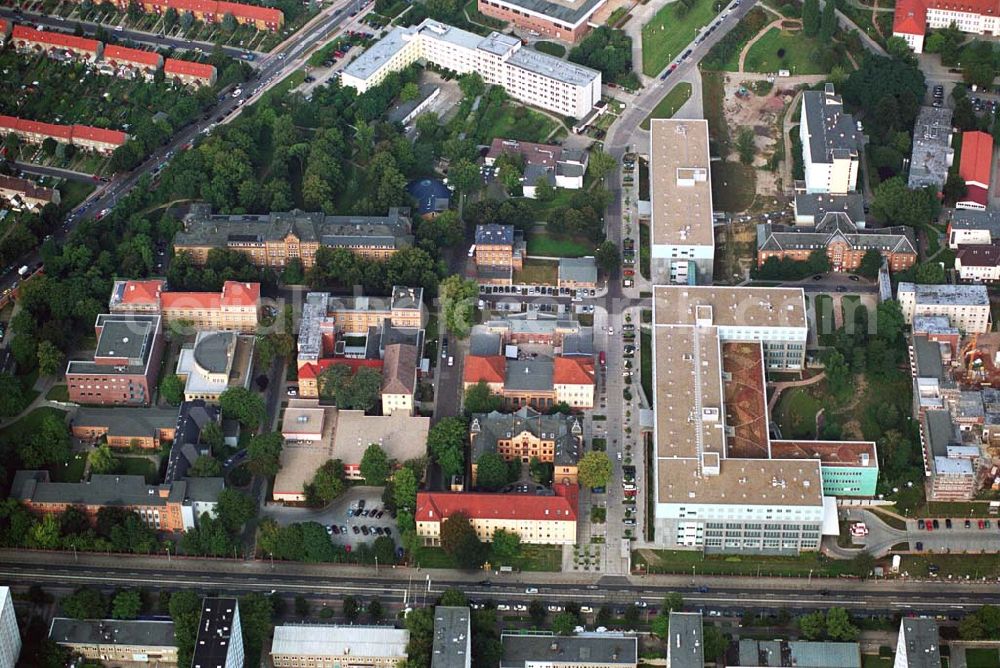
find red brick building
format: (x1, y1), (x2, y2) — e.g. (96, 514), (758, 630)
(66, 314), (164, 406)
(477, 0), (605, 43)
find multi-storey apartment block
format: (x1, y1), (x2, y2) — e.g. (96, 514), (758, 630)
(470, 407), (582, 485)
(649, 120), (715, 285)
(174, 204), (413, 269)
(0, 115), (128, 154)
(11, 470), (222, 532)
(71, 406), (179, 449)
(897, 282), (991, 333)
(99, 45), (163, 80)
(416, 483), (578, 545)
(0, 587), (20, 668)
(340, 19), (601, 118)
(109, 279), (260, 332)
(49, 619), (177, 665)
(65, 314), (164, 406)
(12, 24), (102, 61)
(164, 58), (218, 87)
(271, 626), (408, 668)
(894, 0), (1000, 53)
(800, 85), (861, 195)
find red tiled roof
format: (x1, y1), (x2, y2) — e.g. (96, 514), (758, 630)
(960, 131), (993, 188)
(463, 355), (507, 385)
(926, 0), (1000, 13)
(956, 244), (1000, 267)
(415, 484), (579, 523)
(552, 356), (594, 386)
(12, 25), (101, 52)
(962, 185), (990, 208)
(103, 44), (162, 67)
(71, 124), (128, 147)
(298, 358), (384, 380)
(0, 114), (74, 141)
(218, 0), (283, 22)
(164, 58), (217, 79)
(893, 0), (927, 35)
(119, 280), (165, 305)
(0, 19), (9, 36)
(220, 281), (260, 307)
(164, 0), (219, 14)
(161, 291), (221, 310)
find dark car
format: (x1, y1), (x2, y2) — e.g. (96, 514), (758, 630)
(965, 519), (971, 529)
(352, 525), (360, 534)
(918, 519), (925, 530)
(945, 519), (953, 529)
(384, 527), (392, 536)
(358, 499), (366, 509)
(331, 525), (340, 534)
(933, 519), (940, 529)
(361, 525), (370, 535)
(915, 541), (923, 551)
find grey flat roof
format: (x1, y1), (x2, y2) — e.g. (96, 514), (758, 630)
(787, 642), (861, 668)
(476, 224), (514, 245)
(506, 44), (599, 87)
(794, 193), (865, 225)
(912, 336), (946, 381)
(803, 85), (860, 165)
(909, 106), (954, 190)
(898, 282), (989, 306)
(500, 632), (637, 667)
(949, 209), (1000, 234)
(899, 619), (941, 668)
(194, 331), (236, 374)
(68, 314), (160, 376)
(558, 257), (597, 283)
(925, 409), (957, 458)
(50, 618), (176, 649)
(73, 406), (179, 437)
(470, 330), (503, 356)
(505, 358), (554, 391)
(487, 0), (605, 26)
(432, 606), (471, 668)
(667, 613), (703, 668)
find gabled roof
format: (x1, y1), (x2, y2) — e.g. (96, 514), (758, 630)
(757, 222), (917, 256)
(12, 25), (101, 52)
(960, 131), (993, 187)
(553, 356), (595, 386)
(103, 44), (162, 67)
(381, 343), (418, 395)
(893, 0), (927, 35)
(164, 57), (217, 79)
(71, 124), (128, 146)
(463, 355), (507, 384)
(117, 279), (166, 305)
(956, 243), (1000, 267)
(217, 0), (284, 22)
(0, 114), (74, 141)
(416, 483), (578, 523)
(220, 280), (260, 307)
(471, 406), (582, 466)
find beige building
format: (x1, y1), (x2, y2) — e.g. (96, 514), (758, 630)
(175, 331), (255, 402)
(49, 618), (178, 665)
(0, 174), (60, 210)
(271, 625), (408, 668)
(109, 280), (260, 332)
(415, 484), (578, 545)
(470, 407), (582, 486)
(897, 282), (991, 334)
(381, 343), (418, 415)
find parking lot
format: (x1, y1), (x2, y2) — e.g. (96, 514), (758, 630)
(907, 517), (1000, 554)
(261, 486), (399, 552)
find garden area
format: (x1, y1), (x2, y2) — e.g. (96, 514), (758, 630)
(514, 257), (559, 284)
(525, 231), (593, 258)
(474, 97), (563, 145)
(412, 543), (562, 571)
(743, 27), (833, 74)
(966, 649), (1000, 668)
(641, 0), (723, 76)
(640, 82), (692, 130)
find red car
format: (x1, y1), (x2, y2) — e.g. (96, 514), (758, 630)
(624, 269), (635, 277)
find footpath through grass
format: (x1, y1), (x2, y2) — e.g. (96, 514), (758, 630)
(743, 28), (831, 74)
(640, 82), (692, 130)
(642, 0), (722, 76)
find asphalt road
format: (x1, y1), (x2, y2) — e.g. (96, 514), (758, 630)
(0, 7), (252, 58)
(2, 555), (999, 614)
(12, 160), (96, 183)
(0, 0), (367, 293)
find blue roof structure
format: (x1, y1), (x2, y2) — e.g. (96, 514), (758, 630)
(407, 179), (451, 216)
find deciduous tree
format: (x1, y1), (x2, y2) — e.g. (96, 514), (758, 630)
(578, 451), (612, 489)
(360, 443), (391, 486)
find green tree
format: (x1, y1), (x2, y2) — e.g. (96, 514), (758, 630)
(475, 452), (510, 491)
(528, 600), (547, 627)
(943, 172), (967, 204)
(870, 177), (936, 226)
(737, 127), (756, 165)
(159, 374), (185, 405)
(439, 511), (488, 569)
(587, 149), (617, 181)
(825, 608), (859, 640)
(200, 421), (225, 457)
(448, 159), (482, 198)
(393, 466), (418, 513)
(163, 6), (179, 29)
(595, 240), (621, 274)
(62, 587), (107, 619)
(704, 626), (729, 660)
(169, 591), (202, 668)
(440, 275), (479, 338)
(189, 455), (223, 477)
(915, 262), (946, 284)
(533, 176), (555, 201)
(368, 597), (384, 622)
(246, 432), (283, 477)
(552, 611), (578, 635)
(578, 451), (612, 489)
(799, 610), (827, 639)
(88, 443), (117, 474)
(37, 340), (65, 377)
(464, 381), (504, 415)
(623, 604), (640, 629)
(111, 590), (142, 619)
(819, 0), (837, 40)
(440, 589), (468, 607)
(219, 387), (266, 430)
(401, 82), (420, 102)
(490, 528), (521, 564)
(663, 592), (684, 613)
(427, 417), (467, 479)
(360, 443), (391, 486)
(802, 0), (820, 36)
(294, 595), (310, 618)
(305, 459), (345, 506)
(216, 488), (257, 532)
(0, 373), (25, 417)
(857, 248), (883, 278)
(458, 72), (485, 99)
(822, 349), (851, 396)
(343, 596), (360, 622)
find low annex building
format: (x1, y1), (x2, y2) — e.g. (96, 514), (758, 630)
(65, 314), (164, 406)
(558, 257), (598, 289)
(477, 0), (607, 43)
(71, 406), (179, 449)
(175, 203), (413, 269)
(416, 483), (579, 545)
(11, 470), (223, 532)
(49, 618), (178, 665)
(955, 244), (1000, 282)
(175, 331), (255, 402)
(0, 115), (128, 155)
(470, 407), (583, 485)
(109, 279), (260, 332)
(948, 210), (1000, 248)
(0, 174), (60, 210)
(271, 625), (408, 668)
(484, 139), (588, 197)
(908, 106), (954, 190)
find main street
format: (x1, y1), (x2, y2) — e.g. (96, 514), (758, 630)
(2, 552), (999, 615)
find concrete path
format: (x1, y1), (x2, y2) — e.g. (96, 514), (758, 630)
(737, 19), (795, 72)
(0, 375), (63, 429)
(766, 371), (826, 412)
(672, 69), (705, 120)
(622, 0), (683, 86)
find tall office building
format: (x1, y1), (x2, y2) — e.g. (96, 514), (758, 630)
(0, 587), (20, 668)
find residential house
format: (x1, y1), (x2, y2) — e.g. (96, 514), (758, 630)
(381, 342), (419, 415)
(164, 58), (218, 87)
(0, 174), (60, 210)
(0, 115), (127, 154)
(11, 25), (102, 62)
(463, 355), (596, 409)
(484, 139), (589, 197)
(897, 283), (991, 333)
(100, 45), (163, 80)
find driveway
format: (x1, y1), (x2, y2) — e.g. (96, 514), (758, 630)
(835, 508), (1000, 559)
(261, 486), (400, 551)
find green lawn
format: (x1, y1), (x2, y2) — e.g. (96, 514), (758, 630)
(634, 548), (860, 577)
(59, 181), (96, 211)
(640, 82), (692, 130)
(476, 100), (561, 145)
(115, 457), (159, 484)
(0, 407), (66, 444)
(412, 544), (561, 571)
(863, 657), (894, 668)
(640, 329), (652, 402)
(514, 258), (559, 285)
(53, 454), (87, 483)
(901, 554), (1000, 579)
(966, 649), (1000, 668)
(774, 385), (821, 439)
(534, 41), (566, 57)
(639, 222), (650, 280)
(641, 0), (722, 76)
(743, 28), (829, 74)
(813, 294), (834, 336)
(526, 231), (594, 258)
(45, 385), (69, 402)
(711, 161), (756, 212)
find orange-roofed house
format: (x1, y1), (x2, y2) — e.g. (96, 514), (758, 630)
(892, 0), (927, 52)
(70, 124), (129, 154)
(463, 354), (595, 410)
(109, 280), (260, 332)
(297, 358), (385, 399)
(0, 115), (125, 155)
(958, 131), (993, 211)
(0, 19), (11, 46)
(217, 0), (284, 29)
(416, 483), (578, 545)
(164, 58), (218, 87)
(137, 0), (283, 30)
(101, 44), (163, 80)
(462, 355), (507, 394)
(552, 356), (595, 408)
(892, 0), (1000, 53)
(12, 25), (102, 62)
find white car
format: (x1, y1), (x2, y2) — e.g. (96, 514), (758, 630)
(525, 587), (538, 594)
(497, 604), (511, 611)
(547, 605), (563, 612)
(580, 606), (594, 614)
(232, 88), (243, 98)
(514, 604), (528, 612)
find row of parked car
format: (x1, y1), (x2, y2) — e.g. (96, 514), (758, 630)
(918, 518), (998, 531)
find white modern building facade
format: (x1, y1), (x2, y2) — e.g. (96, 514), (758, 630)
(0, 587), (20, 668)
(897, 282), (991, 333)
(340, 19), (601, 118)
(800, 85), (861, 195)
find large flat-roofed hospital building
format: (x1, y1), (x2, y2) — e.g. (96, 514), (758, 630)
(650, 286), (877, 553)
(649, 120), (715, 286)
(340, 19), (601, 119)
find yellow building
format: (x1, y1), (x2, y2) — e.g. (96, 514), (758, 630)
(49, 618), (178, 665)
(469, 407), (582, 486)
